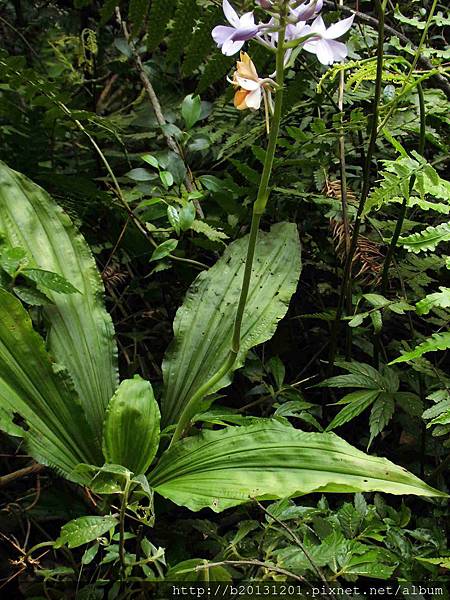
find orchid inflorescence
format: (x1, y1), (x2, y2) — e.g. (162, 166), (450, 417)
(212, 0), (354, 113)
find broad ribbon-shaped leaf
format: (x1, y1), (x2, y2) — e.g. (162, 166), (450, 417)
(0, 161), (118, 445)
(103, 375), (160, 474)
(0, 290), (100, 474)
(149, 422), (445, 512)
(161, 222), (301, 426)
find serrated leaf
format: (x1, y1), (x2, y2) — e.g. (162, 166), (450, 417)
(190, 220), (228, 242)
(55, 516), (118, 549)
(338, 502), (363, 538)
(416, 287), (450, 315)
(417, 556), (450, 569)
(389, 333), (450, 364)
(368, 393), (395, 447)
(23, 268), (79, 294)
(398, 222), (450, 253)
(326, 390), (380, 431)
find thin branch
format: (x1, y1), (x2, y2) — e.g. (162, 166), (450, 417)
(115, 7), (204, 218)
(0, 463), (43, 488)
(194, 559), (306, 582)
(254, 499), (329, 586)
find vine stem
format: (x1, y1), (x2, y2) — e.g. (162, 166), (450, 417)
(169, 17), (288, 446)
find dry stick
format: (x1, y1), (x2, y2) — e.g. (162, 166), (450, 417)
(323, 0), (450, 99)
(115, 7), (204, 218)
(102, 214), (130, 274)
(0, 463), (43, 488)
(254, 499), (329, 586)
(194, 559), (306, 582)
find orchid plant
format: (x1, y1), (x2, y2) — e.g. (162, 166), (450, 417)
(173, 0), (355, 440)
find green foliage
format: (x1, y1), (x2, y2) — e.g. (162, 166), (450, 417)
(128, 0), (150, 37)
(149, 421), (444, 512)
(197, 53), (233, 93)
(55, 516), (118, 549)
(161, 223), (301, 426)
(319, 362), (401, 446)
(167, 0), (201, 64)
(390, 332), (450, 364)
(398, 222), (450, 253)
(263, 494), (448, 581)
(103, 376), (160, 474)
(147, 0), (178, 51)
(0, 161), (118, 446)
(0, 289), (100, 474)
(416, 287), (450, 315)
(182, 6), (222, 75)
(363, 152), (450, 217)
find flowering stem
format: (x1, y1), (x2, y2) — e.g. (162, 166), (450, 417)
(170, 19), (287, 446)
(232, 22), (287, 348)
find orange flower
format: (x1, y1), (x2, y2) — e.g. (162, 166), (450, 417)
(231, 52), (268, 111)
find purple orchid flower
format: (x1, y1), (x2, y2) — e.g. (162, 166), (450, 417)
(302, 14), (354, 64)
(290, 0), (323, 23)
(212, 0), (260, 56)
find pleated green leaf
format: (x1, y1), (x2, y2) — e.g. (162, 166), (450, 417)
(103, 376), (160, 474)
(0, 290), (100, 475)
(161, 222), (301, 426)
(0, 161), (118, 446)
(149, 422), (445, 512)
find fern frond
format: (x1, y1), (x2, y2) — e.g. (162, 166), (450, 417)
(416, 287), (450, 315)
(100, 0), (121, 26)
(364, 156), (418, 216)
(167, 0), (200, 64)
(191, 220), (228, 243)
(147, 0), (177, 51)
(129, 0), (149, 37)
(364, 152), (450, 217)
(182, 6), (222, 75)
(197, 53), (233, 93)
(390, 332), (450, 364)
(398, 222), (450, 253)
